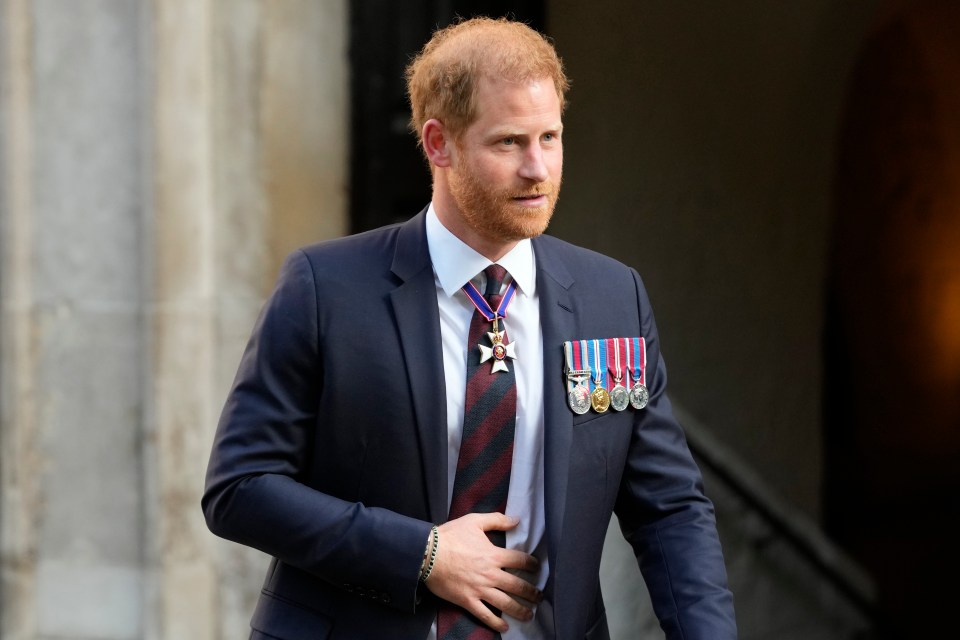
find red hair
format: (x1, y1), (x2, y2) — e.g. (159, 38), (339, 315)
(405, 17), (569, 148)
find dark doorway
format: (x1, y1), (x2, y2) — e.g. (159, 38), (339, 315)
(348, 1), (546, 233)
(824, 3), (960, 637)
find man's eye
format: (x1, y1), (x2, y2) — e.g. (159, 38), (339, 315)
(502, 137), (516, 146)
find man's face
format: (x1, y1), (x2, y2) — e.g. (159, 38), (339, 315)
(446, 76), (563, 247)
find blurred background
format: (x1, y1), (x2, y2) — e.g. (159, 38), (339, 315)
(2, 0), (958, 638)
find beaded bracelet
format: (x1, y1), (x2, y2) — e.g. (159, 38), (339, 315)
(419, 525), (439, 582)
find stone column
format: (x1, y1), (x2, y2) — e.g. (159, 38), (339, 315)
(147, 0), (220, 636)
(1, 1), (348, 638)
(0, 0), (39, 636)
(147, 1), (348, 638)
(1, 1), (147, 638)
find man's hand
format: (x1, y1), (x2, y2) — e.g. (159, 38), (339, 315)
(425, 513), (542, 633)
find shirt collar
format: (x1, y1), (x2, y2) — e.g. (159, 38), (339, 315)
(425, 203), (537, 298)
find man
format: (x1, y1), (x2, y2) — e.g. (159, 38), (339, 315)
(203, 17), (736, 640)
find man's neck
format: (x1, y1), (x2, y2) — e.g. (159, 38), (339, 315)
(431, 195), (517, 262)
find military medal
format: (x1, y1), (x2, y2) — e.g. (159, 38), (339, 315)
(563, 342), (591, 414)
(610, 384), (629, 411)
(627, 336), (649, 410)
(589, 339), (610, 413)
(479, 317), (518, 373)
(629, 383), (649, 410)
(463, 275), (518, 374)
(607, 337), (629, 412)
(567, 377), (591, 415)
(590, 385), (611, 413)
(565, 336), (649, 414)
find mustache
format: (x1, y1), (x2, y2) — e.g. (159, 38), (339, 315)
(510, 183), (558, 199)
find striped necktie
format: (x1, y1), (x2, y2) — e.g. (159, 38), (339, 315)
(438, 264), (517, 639)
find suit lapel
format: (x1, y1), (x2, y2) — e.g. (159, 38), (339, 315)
(387, 225), (578, 534)
(389, 210), (448, 524)
(533, 237), (576, 568)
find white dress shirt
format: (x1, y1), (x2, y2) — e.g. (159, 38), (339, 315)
(425, 205), (548, 639)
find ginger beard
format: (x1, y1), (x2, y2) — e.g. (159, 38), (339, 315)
(447, 150), (561, 244)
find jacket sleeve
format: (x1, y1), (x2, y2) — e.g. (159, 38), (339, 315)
(201, 250), (433, 612)
(614, 269), (737, 639)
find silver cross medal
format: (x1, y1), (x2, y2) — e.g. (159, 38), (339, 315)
(478, 316), (517, 373)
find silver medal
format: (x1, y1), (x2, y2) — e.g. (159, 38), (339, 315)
(566, 369), (591, 415)
(607, 339), (629, 412)
(610, 383), (629, 411)
(629, 383), (649, 410)
(567, 384), (590, 415)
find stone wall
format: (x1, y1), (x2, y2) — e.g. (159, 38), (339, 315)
(0, 1), (348, 638)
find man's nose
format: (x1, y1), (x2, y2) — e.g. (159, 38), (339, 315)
(519, 145), (549, 183)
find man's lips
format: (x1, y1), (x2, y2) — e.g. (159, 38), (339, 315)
(512, 193), (550, 204)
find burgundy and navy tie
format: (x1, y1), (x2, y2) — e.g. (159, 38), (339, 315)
(438, 264), (517, 640)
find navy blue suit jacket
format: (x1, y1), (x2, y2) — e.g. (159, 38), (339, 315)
(203, 210), (736, 639)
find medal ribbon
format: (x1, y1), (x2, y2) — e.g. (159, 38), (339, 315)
(462, 278), (518, 323)
(575, 339), (588, 385)
(564, 341), (585, 394)
(570, 339), (593, 389)
(630, 337), (647, 387)
(564, 340), (586, 375)
(606, 337), (625, 384)
(588, 339), (608, 391)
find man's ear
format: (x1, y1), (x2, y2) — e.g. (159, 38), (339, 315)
(422, 119), (454, 168)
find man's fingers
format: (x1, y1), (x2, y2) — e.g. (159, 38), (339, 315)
(430, 512), (541, 632)
(498, 547), (540, 573)
(485, 589), (535, 622)
(466, 599), (510, 633)
(472, 512), (519, 532)
(496, 571), (543, 604)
